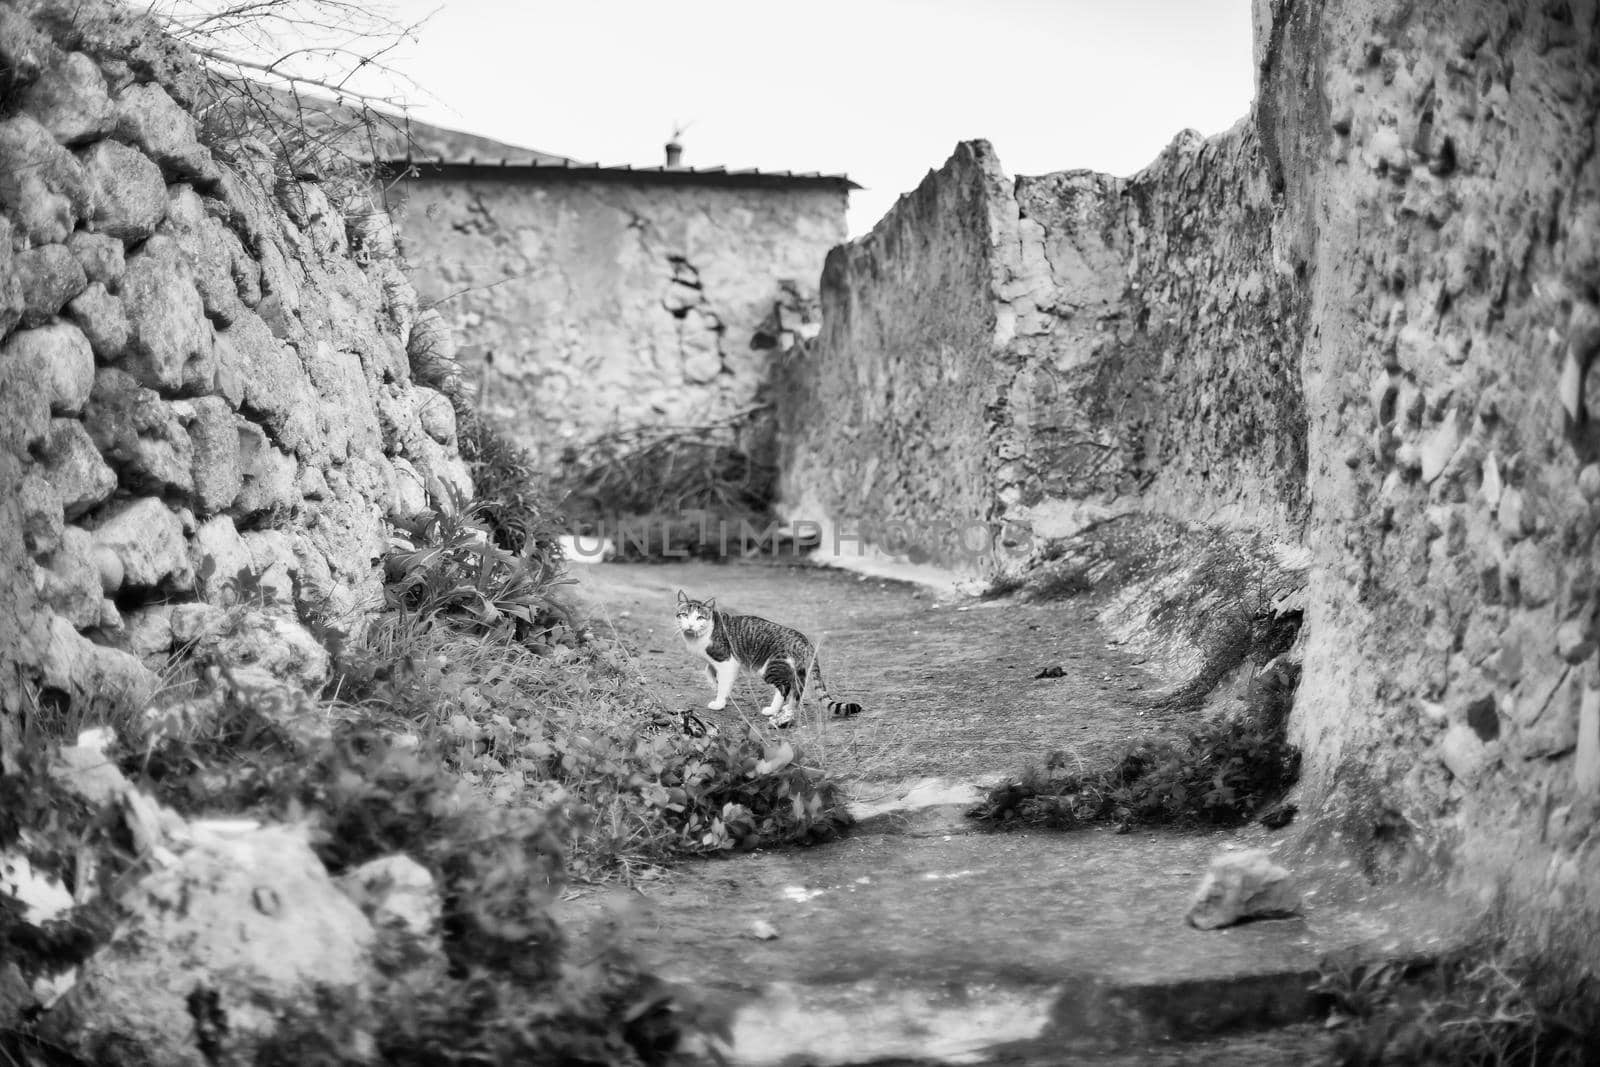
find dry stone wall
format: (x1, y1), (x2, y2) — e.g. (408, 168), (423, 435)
(0, 0), (469, 730)
(778, 0), (1600, 914)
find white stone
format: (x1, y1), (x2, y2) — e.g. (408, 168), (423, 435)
(1576, 682), (1600, 798)
(62, 824), (376, 1066)
(1185, 849), (1301, 929)
(335, 855), (440, 942)
(91, 497), (194, 591)
(0, 852), (74, 924)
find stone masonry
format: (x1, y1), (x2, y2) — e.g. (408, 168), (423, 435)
(384, 167), (848, 466)
(0, 0), (469, 730)
(778, 0), (1600, 918)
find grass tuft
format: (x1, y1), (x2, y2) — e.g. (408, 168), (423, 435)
(974, 659), (1301, 830)
(1317, 905), (1600, 1066)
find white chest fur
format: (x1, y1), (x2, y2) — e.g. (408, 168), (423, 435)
(681, 628), (714, 662)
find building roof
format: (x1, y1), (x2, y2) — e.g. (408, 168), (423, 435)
(375, 113), (858, 190)
(236, 85), (857, 191)
(381, 155), (860, 191)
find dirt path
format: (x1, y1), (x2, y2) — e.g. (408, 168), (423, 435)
(566, 559), (1464, 1066)
(574, 558), (1178, 784)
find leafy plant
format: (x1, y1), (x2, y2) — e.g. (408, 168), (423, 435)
(975, 660), (1301, 829)
(454, 406), (565, 560)
(382, 492), (572, 639)
(1317, 921), (1600, 1067)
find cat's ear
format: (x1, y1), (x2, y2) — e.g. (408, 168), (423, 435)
(704, 597), (716, 612)
(676, 589), (688, 604)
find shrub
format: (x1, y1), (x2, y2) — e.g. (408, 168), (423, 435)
(974, 660), (1301, 829)
(1317, 916), (1600, 1066)
(382, 492), (572, 640)
(453, 406), (564, 560)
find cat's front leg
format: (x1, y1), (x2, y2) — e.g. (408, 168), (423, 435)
(707, 658), (738, 710)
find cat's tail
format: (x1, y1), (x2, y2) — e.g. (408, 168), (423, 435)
(809, 659), (863, 718)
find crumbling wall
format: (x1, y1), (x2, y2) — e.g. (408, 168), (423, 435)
(0, 0), (468, 730)
(1261, 0), (1600, 906)
(777, 0), (1600, 913)
(779, 129), (1309, 567)
(385, 173), (847, 465)
(776, 142), (1017, 561)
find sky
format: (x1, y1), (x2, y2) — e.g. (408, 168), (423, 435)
(272, 0), (1258, 237)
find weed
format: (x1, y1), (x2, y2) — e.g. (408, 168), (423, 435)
(454, 405), (565, 559)
(1317, 913), (1600, 1066)
(974, 659), (1301, 829)
(382, 491), (572, 640)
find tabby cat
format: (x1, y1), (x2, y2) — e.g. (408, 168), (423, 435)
(675, 590), (863, 729)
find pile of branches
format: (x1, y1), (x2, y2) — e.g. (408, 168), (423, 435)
(557, 405), (777, 522)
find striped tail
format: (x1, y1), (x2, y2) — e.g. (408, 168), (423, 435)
(810, 660), (863, 718)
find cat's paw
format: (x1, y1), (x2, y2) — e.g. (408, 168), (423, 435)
(759, 706), (779, 718)
(706, 699), (727, 711)
(773, 708), (794, 729)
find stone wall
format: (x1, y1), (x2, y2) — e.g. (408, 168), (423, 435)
(777, 0), (1600, 913)
(776, 142), (1017, 563)
(383, 170), (848, 464)
(0, 0), (468, 728)
(1263, 0), (1600, 907)
(778, 127), (1309, 568)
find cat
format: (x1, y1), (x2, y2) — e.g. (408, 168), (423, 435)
(674, 590), (863, 729)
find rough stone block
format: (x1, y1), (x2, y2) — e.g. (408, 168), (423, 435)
(1186, 849), (1301, 929)
(234, 424), (297, 517)
(213, 312), (316, 451)
(1440, 720), (1495, 782)
(20, 473), (64, 557)
(1, 321), (96, 416)
(66, 282), (130, 361)
(1509, 540), (1557, 608)
(413, 385), (457, 444)
(0, 219), (21, 336)
(1577, 681), (1600, 798)
(1557, 618), (1597, 664)
(170, 602), (228, 645)
(119, 235), (214, 392)
(113, 82), (212, 179)
(67, 230), (125, 287)
(15, 244), (88, 328)
(336, 855), (440, 945)
(36, 419), (116, 519)
(204, 609), (330, 692)
(1514, 668), (1581, 759)
(0, 5), (48, 85)
(56, 823), (375, 1067)
(86, 368), (193, 495)
(192, 515), (252, 603)
(78, 139), (167, 241)
(40, 615), (156, 719)
(178, 397), (242, 516)
(160, 185), (243, 325)
(0, 115), (89, 244)
(389, 456), (428, 519)
(23, 51), (114, 145)
(242, 529), (298, 606)
(36, 526), (103, 630)
(90, 496), (194, 592)
(121, 604), (177, 663)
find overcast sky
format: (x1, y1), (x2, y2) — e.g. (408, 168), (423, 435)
(361, 0), (1255, 236)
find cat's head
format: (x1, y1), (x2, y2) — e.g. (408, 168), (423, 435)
(675, 590), (715, 637)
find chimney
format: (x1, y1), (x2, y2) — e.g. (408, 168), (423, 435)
(664, 139), (683, 167)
